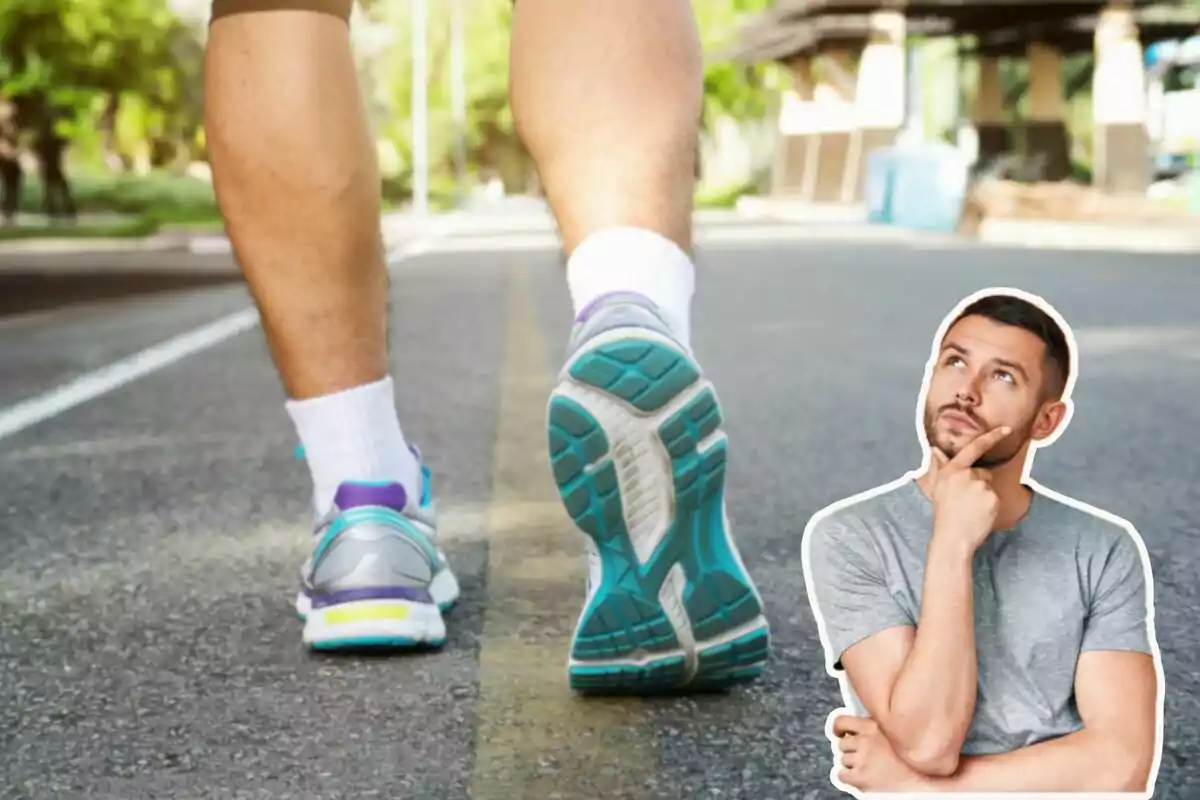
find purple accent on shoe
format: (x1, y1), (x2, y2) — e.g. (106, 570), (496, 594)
(574, 291), (651, 323)
(333, 482), (409, 513)
(311, 586), (433, 608)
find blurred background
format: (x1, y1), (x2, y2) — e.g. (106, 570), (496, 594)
(0, 0), (782, 239)
(1, 0), (1197, 244)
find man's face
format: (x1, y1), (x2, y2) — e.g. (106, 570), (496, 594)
(922, 314), (1058, 468)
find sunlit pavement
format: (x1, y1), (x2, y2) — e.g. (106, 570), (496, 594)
(1, 217), (1197, 798)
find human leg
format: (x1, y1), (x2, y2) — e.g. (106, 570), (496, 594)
(511, 0), (770, 692)
(204, 0), (457, 649)
(511, 0), (699, 345)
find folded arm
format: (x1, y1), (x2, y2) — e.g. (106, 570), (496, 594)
(838, 536), (983, 775)
(921, 526), (1159, 793)
(809, 518), (980, 776)
(921, 650), (1159, 793)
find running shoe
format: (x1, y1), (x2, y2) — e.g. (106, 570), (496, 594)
(546, 291), (770, 692)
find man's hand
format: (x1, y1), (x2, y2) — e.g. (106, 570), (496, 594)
(832, 715), (931, 793)
(928, 425), (1011, 551)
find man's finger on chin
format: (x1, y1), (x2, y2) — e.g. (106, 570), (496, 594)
(832, 714), (866, 737)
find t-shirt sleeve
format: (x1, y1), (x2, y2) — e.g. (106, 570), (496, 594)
(1080, 528), (1153, 654)
(805, 514), (915, 671)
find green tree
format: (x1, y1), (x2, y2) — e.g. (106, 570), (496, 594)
(364, 0), (520, 198)
(695, 0), (777, 129)
(364, 0), (779, 201)
(0, 0), (204, 170)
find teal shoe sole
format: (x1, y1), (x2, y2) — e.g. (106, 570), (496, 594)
(548, 334), (770, 694)
(309, 635), (446, 651)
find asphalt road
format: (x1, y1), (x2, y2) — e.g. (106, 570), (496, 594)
(0, 251), (239, 320)
(1, 217), (1197, 799)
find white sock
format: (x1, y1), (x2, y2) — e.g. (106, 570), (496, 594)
(285, 376), (421, 517)
(566, 227), (695, 348)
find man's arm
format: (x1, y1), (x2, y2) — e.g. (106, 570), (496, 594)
(921, 526), (1160, 793)
(805, 504), (984, 775)
(838, 433), (1012, 775)
(840, 535), (978, 777)
(918, 650), (1159, 793)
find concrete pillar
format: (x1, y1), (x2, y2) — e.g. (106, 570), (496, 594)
(1093, 4), (1148, 193)
(812, 47), (858, 202)
(974, 55), (1010, 166)
(850, 11), (907, 200)
(772, 56), (817, 197)
(1026, 42), (1071, 180)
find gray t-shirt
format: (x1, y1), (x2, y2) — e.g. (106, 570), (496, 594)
(805, 476), (1153, 755)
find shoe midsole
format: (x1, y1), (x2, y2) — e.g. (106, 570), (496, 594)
(296, 568), (460, 617)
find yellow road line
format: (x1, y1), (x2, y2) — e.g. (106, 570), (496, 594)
(469, 262), (657, 799)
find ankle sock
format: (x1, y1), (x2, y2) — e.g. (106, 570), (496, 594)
(565, 226), (695, 348)
(285, 376), (420, 517)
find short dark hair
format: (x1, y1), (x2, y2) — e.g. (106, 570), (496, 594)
(950, 294), (1071, 399)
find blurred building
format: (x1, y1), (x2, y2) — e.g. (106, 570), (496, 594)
(730, 0), (1200, 201)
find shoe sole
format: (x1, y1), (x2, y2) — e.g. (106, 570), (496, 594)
(297, 569), (460, 652)
(302, 597), (446, 650)
(547, 328), (770, 694)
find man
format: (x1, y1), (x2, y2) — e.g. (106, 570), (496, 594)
(202, 0), (769, 693)
(34, 104), (76, 221)
(0, 101), (22, 225)
(803, 290), (1162, 794)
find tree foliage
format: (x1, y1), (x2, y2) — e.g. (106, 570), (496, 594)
(696, 0), (777, 126)
(1, 0), (777, 186)
(0, 0), (204, 167)
(362, 0), (777, 193)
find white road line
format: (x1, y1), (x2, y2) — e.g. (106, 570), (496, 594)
(0, 308), (261, 442)
(0, 232), (445, 445)
(0, 214), (723, 445)
(0, 212), (784, 443)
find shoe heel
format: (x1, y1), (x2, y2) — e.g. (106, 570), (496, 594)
(303, 596), (446, 651)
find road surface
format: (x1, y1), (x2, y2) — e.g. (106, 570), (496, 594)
(1, 214), (1197, 798)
